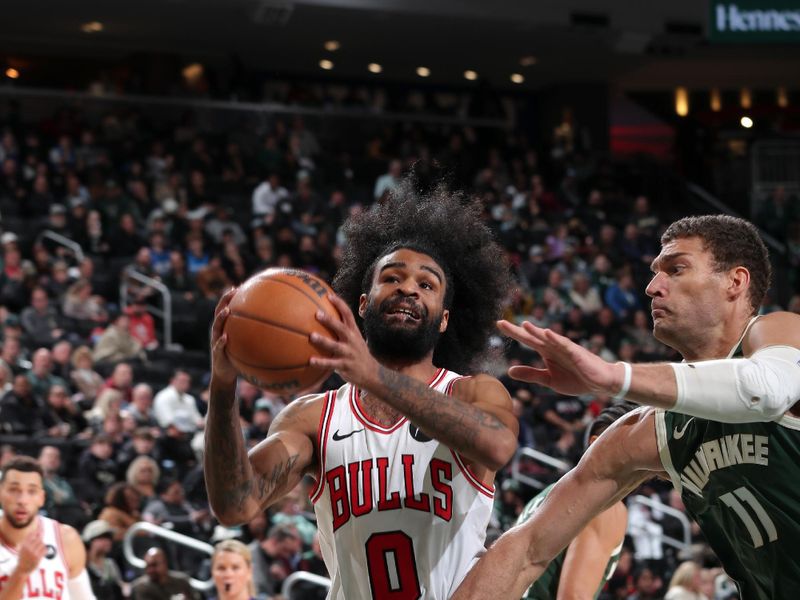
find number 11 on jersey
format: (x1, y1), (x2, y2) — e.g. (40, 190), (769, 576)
(720, 486), (778, 549)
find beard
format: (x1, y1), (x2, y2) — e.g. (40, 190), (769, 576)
(5, 511), (35, 529)
(362, 295), (443, 363)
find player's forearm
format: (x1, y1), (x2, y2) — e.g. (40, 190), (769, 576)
(204, 377), (258, 524)
(451, 527), (547, 600)
(610, 362), (678, 410)
(366, 366), (516, 470)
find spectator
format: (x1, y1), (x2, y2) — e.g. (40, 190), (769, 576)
(131, 547), (198, 600)
(0, 373), (50, 435)
(126, 300), (159, 350)
(210, 540), (256, 600)
(62, 279), (106, 325)
(567, 272), (602, 315)
(156, 417), (199, 479)
(153, 369), (202, 431)
(206, 205), (247, 247)
(77, 433), (119, 508)
(0, 333), (30, 375)
(627, 566), (664, 600)
(86, 388), (124, 430)
(26, 347), (68, 400)
(50, 339), (73, 382)
(666, 562), (709, 600)
(604, 270), (641, 320)
(249, 523), (303, 598)
(246, 398), (273, 444)
(270, 483), (317, 546)
(98, 482), (142, 542)
(92, 312), (145, 364)
(126, 455), (161, 503)
(82, 519), (125, 600)
(20, 287), (63, 348)
(69, 345), (105, 407)
(126, 383), (159, 429)
(116, 427), (159, 475)
(39, 445), (91, 528)
(373, 158), (402, 200)
(42, 382), (88, 438)
(252, 173), (289, 218)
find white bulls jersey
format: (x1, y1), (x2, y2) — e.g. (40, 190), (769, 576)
(311, 368), (494, 599)
(0, 516), (70, 600)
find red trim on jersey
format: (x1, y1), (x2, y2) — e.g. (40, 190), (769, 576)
(450, 450), (494, 498)
(52, 517), (68, 570)
(351, 368), (447, 433)
(310, 391), (335, 504)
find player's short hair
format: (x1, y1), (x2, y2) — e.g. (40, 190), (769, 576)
(661, 215), (771, 315)
(333, 177), (512, 374)
(584, 402), (639, 450)
(0, 455), (44, 484)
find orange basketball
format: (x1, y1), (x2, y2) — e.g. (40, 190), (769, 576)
(224, 268), (339, 395)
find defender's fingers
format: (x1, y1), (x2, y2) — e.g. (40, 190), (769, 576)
(497, 320), (545, 350)
(508, 365), (551, 385)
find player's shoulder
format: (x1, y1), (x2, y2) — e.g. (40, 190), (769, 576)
(743, 311), (800, 355)
(58, 522), (81, 544)
(451, 373), (510, 399)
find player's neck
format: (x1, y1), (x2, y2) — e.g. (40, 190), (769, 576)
(375, 355), (439, 385)
(680, 314), (752, 361)
(0, 516), (38, 548)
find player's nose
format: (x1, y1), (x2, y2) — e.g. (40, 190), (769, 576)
(645, 272), (665, 297)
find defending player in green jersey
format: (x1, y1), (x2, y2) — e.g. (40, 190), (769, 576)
(517, 403), (633, 600)
(453, 215), (800, 600)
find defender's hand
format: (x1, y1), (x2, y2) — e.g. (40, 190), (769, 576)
(211, 287), (239, 385)
(497, 320), (621, 397)
(309, 294), (379, 388)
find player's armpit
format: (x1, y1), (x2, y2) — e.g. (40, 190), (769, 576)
(451, 409), (659, 600)
(556, 503), (627, 600)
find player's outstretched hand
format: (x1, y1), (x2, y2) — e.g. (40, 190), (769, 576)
(17, 528), (46, 575)
(497, 319), (620, 397)
(310, 293), (379, 388)
(210, 287), (239, 385)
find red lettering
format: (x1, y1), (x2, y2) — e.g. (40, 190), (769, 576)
(349, 460), (374, 518)
(326, 465), (350, 531)
(41, 568), (54, 598)
(54, 572), (64, 600)
(26, 570), (41, 597)
(430, 459), (453, 521)
(377, 457), (401, 510)
(401, 455), (430, 512)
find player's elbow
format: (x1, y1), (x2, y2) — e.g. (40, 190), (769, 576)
(484, 432), (517, 471)
(209, 499), (258, 527)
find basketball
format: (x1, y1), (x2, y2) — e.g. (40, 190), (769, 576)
(223, 268), (340, 395)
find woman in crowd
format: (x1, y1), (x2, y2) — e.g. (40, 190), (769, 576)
(211, 540), (257, 600)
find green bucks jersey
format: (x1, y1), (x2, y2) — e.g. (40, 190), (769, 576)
(516, 484), (622, 600)
(656, 408), (800, 599)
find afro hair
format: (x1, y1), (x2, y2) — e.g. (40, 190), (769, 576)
(333, 178), (512, 374)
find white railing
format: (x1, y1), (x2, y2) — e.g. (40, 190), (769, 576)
(122, 521), (216, 592)
(281, 571), (332, 598)
(120, 268), (179, 350)
(36, 230), (85, 262)
(627, 494), (692, 551)
(510, 447), (572, 491)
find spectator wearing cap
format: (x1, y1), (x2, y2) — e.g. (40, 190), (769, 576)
(153, 369), (202, 431)
(83, 519), (125, 600)
(92, 312), (145, 365)
(76, 434), (119, 509)
(21, 287), (64, 348)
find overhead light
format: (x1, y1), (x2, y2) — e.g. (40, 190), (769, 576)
(81, 21), (103, 33)
(710, 88), (722, 112)
(777, 86), (789, 108)
(519, 56), (538, 67)
(182, 63), (204, 84)
(510, 73), (525, 84)
(324, 40), (340, 52)
(675, 87), (689, 117)
(740, 116), (753, 128)
(319, 59), (334, 70)
(740, 87), (752, 109)
(368, 63), (382, 74)
(416, 66), (431, 78)
(5, 68), (19, 80)
(464, 70), (478, 81)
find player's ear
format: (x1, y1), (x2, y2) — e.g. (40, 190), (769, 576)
(728, 266), (750, 303)
(439, 309), (449, 333)
(358, 293), (368, 318)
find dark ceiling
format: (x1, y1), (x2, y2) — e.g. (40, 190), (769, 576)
(1, 0), (799, 90)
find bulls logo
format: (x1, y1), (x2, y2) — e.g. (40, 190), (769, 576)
(409, 423), (432, 443)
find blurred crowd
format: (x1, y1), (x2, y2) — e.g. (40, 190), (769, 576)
(0, 95), (796, 600)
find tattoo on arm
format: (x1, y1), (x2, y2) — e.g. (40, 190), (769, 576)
(376, 366), (505, 453)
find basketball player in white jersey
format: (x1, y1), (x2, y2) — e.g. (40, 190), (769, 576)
(205, 181), (519, 599)
(0, 456), (95, 600)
